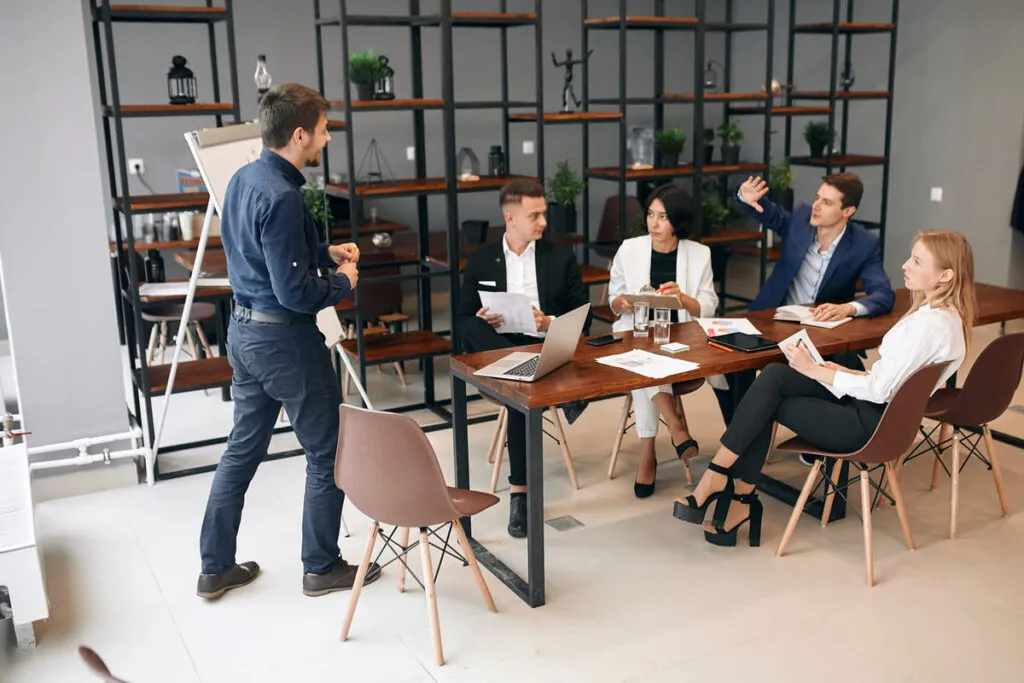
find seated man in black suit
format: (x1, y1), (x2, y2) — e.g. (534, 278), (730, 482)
(457, 178), (590, 539)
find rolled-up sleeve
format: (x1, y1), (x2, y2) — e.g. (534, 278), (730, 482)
(261, 193), (351, 313)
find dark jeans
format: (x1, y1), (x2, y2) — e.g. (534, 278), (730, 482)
(721, 363), (885, 484)
(200, 315), (344, 575)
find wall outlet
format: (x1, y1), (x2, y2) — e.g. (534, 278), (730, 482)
(523, 140), (535, 155)
(930, 187), (943, 202)
(128, 158), (145, 175)
(406, 146), (415, 161)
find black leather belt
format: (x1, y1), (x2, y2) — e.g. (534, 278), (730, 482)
(232, 304), (315, 325)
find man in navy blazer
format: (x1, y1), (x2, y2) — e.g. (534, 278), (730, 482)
(715, 173), (895, 425)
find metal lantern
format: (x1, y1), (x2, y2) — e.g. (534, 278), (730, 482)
(375, 55), (395, 101)
(456, 147), (480, 180)
(167, 55), (197, 105)
(703, 59), (725, 91)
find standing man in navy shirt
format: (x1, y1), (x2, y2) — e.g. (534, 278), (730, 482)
(198, 84), (382, 599)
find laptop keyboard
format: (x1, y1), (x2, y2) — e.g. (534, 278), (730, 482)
(505, 356), (540, 377)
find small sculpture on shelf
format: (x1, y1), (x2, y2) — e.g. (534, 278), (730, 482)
(551, 48), (592, 113)
(375, 55), (396, 100)
(356, 139), (395, 185)
(628, 126), (654, 169)
(840, 62), (856, 91)
(167, 55), (197, 105)
(254, 54), (272, 103)
(457, 147), (480, 181)
(703, 59), (725, 91)
(762, 79), (794, 107)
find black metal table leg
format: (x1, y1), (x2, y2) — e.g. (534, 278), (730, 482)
(452, 374), (470, 536)
(524, 407), (545, 607)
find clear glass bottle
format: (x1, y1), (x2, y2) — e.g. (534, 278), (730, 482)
(255, 54), (272, 103)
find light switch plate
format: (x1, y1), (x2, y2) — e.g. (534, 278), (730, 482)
(523, 140), (535, 155)
(930, 187), (943, 202)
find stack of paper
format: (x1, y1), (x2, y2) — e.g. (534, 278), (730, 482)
(774, 304), (850, 329)
(597, 349), (700, 379)
(695, 318), (762, 337)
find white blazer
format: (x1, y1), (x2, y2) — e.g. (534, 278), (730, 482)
(608, 235), (718, 333)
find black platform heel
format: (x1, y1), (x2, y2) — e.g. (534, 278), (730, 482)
(672, 462), (734, 524)
(704, 491), (763, 548)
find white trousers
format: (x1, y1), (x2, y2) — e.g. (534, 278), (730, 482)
(631, 384), (672, 438)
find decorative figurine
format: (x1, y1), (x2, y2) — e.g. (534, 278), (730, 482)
(356, 139), (395, 185)
(551, 48), (593, 113)
(840, 62), (856, 91)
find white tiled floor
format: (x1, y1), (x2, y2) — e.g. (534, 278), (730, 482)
(5, 304), (1024, 681)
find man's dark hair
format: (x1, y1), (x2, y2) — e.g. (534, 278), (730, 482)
(258, 83), (329, 149)
(822, 172), (864, 211)
(499, 178), (545, 208)
(645, 183), (694, 239)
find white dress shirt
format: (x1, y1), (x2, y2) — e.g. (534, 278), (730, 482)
(830, 304), (965, 404)
(502, 235), (544, 337)
(785, 227), (868, 317)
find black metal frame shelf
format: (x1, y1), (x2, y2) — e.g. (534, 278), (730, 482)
(92, 0), (242, 480)
(315, 0), (544, 427)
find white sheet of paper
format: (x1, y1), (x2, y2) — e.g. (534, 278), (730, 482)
(596, 349), (700, 379)
(779, 329), (825, 365)
(479, 291), (538, 335)
(696, 317), (762, 337)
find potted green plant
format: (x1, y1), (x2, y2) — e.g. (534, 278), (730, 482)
(717, 121), (744, 165)
(655, 128), (686, 169)
(702, 127), (716, 165)
(546, 160), (586, 234)
(349, 49), (384, 102)
(301, 183), (333, 235)
(803, 120), (834, 158)
(768, 157), (795, 210)
(701, 193), (731, 232)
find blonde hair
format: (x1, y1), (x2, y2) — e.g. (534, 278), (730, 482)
(905, 231), (976, 354)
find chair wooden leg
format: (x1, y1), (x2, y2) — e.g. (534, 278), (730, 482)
(950, 430), (961, 539)
(983, 425), (1011, 516)
(765, 422), (781, 466)
(341, 521), (379, 641)
(393, 362), (407, 386)
(344, 369), (353, 396)
(608, 395), (632, 479)
(158, 322), (168, 364)
(453, 520), (496, 613)
(489, 411), (508, 494)
(776, 459), (823, 557)
(184, 324), (200, 360)
(550, 407), (579, 490)
(885, 462), (916, 550)
(930, 423), (952, 491)
(194, 321), (214, 358)
(859, 469), (874, 586)
(820, 458), (844, 528)
(486, 407), (507, 465)
(146, 324), (159, 364)
(397, 527), (410, 593)
(419, 529), (444, 666)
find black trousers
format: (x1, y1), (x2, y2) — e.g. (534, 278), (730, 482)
(461, 320), (538, 487)
(721, 363), (885, 484)
(714, 350), (865, 426)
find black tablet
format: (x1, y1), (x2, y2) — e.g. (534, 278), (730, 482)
(709, 332), (780, 353)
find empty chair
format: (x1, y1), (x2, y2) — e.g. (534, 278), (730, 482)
(775, 363), (950, 587)
(485, 402), (578, 492)
(336, 404), (498, 666)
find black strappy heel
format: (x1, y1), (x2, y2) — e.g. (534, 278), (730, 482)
(672, 462), (734, 524)
(672, 438), (699, 462)
(704, 491), (763, 548)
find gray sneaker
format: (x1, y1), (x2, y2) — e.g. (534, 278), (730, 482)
(303, 560), (382, 597)
(197, 561), (261, 599)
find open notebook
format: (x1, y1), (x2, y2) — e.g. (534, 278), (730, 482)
(774, 304), (850, 329)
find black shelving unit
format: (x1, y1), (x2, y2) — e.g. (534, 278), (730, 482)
(580, 0), (775, 312)
(314, 0), (544, 428)
(782, 0), (899, 258)
(92, 1), (243, 479)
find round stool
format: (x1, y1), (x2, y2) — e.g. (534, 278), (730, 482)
(141, 302), (216, 365)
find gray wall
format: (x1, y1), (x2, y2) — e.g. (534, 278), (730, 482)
(0, 1), (130, 453)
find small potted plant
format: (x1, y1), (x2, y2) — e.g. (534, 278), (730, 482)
(717, 121), (744, 165)
(546, 160), (586, 234)
(702, 127), (716, 165)
(655, 128), (686, 169)
(768, 157), (795, 210)
(803, 120), (834, 158)
(301, 183), (333, 237)
(701, 193), (731, 231)
(349, 49), (384, 102)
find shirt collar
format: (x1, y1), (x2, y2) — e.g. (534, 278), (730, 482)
(502, 234), (536, 259)
(814, 225), (847, 255)
(261, 148), (307, 188)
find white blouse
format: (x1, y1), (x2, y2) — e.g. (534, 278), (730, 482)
(830, 304), (965, 405)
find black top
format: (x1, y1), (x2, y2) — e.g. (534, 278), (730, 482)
(650, 248), (679, 322)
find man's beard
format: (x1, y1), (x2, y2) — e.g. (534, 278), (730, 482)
(306, 151), (322, 168)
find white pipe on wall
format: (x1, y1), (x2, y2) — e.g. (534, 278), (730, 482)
(26, 426), (143, 457)
(28, 446), (149, 472)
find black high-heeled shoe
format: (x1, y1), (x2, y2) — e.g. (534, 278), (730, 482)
(704, 491), (763, 547)
(672, 437), (699, 463)
(672, 462), (734, 524)
(634, 460), (657, 498)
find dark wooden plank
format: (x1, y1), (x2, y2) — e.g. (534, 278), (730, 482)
(105, 103), (234, 115)
(729, 105), (832, 116)
(580, 265), (611, 285)
(702, 227), (762, 246)
(140, 357), (232, 394)
(585, 16), (698, 28)
(108, 4), (226, 15)
(789, 91), (891, 100)
(662, 92), (770, 102)
(327, 174), (537, 198)
(508, 112), (623, 123)
(794, 22), (895, 33)
(110, 236), (222, 252)
(114, 192), (210, 212)
(328, 98), (444, 110)
(789, 155), (887, 167)
(340, 330), (452, 364)
(586, 163), (766, 180)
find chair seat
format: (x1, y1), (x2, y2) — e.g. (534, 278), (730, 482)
(924, 387), (960, 419)
(141, 302), (216, 323)
(448, 487), (499, 517)
(672, 378), (705, 396)
(775, 436), (846, 458)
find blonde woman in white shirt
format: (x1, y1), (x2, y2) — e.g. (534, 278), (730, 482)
(607, 184), (718, 498)
(674, 230), (975, 546)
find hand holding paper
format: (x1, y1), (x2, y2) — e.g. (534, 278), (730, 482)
(479, 291), (538, 335)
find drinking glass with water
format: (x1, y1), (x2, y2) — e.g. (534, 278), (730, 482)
(632, 301), (650, 337)
(653, 308), (671, 344)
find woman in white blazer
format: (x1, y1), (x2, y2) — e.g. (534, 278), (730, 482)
(607, 184), (719, 498)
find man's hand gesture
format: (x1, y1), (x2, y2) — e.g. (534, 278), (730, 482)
(738, 176), (770, 213)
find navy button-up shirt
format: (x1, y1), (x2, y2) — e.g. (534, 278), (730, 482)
(220, 149), (351, 316)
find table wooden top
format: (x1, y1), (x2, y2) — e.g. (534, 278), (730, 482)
(450, 283), (1024, 410)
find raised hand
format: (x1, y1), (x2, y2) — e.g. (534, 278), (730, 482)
(738, 176), (770, 213)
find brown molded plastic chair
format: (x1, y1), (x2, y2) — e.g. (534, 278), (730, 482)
(78, 647), (130, 682)
(775, 362), (950, 587)
(592, 195), (643, 260)
(607, 378), (705, 483)
(898, 333), (1024, 538)
(336, 404), (499, 666)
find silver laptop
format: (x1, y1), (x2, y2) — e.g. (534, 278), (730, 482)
(474, 303), (590, 382)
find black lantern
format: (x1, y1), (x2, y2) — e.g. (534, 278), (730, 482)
(167, 55), (197, 105)
(703, 59), (725, 91)
(374, 55), (395, 101)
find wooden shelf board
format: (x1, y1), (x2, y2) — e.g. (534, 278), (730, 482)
(663, 92), (770, 102)
(586, 163), (766, 181)
(327, 119), (347, 130)
(789, 155), (887, 167)
(326, 174), (537, 198)
(104, 103), (234, 116)
(328, 98), (444, 111)
(110, 236), (222, 252)
(585, 16), (698, 29)
(580, 265), (611, 285)
(790, 90), (891, 100)
(340, 330), (452, 364)
(114, 192), (210, 212)
(729, 105), (832, 115)
(138, 356), (232, 394)
(508, 111), (623, 123)
(701, 227), (763, 246)
(103, 5), (228, 23)
(794, 22), (895, 34)
(727, 245), (782, 260)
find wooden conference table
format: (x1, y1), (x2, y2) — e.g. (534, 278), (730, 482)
(449, 283), (1024, 607)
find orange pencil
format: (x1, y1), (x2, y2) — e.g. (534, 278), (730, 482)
(708, 341), (734, 353)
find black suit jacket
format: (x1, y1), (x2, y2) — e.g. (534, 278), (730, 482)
(457, 238), (590, 352)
